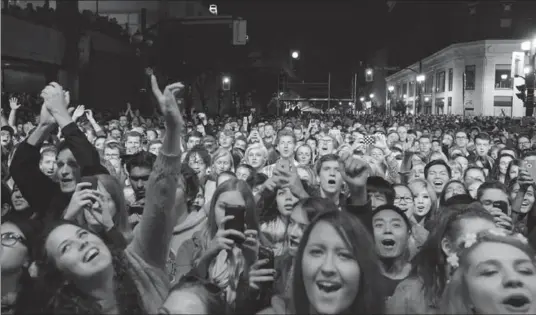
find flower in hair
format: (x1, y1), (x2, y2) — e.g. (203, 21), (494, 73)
(446, 253), (459, 269)
(463, 233), (478, 249)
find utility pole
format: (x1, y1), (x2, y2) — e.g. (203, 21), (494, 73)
(327, 72), (331, 111)
(526, 53), (535, 117)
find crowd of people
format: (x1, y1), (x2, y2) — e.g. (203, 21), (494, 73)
(1, 70), (536, 314)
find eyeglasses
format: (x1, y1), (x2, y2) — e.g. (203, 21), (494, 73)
(394, 196), (413, 203)
(1, 232), (27, 247)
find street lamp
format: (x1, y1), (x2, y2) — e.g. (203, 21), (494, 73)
(359, 97), (365, 102)
(501, 74), (508, 80)
(291, 50), (300, 60)
(424, 97), (430, 102)
(222, 76), (231, 91)
(416, 74), (425, 82)
(369, 93), (375, 98)
(388, 85), (394, 92)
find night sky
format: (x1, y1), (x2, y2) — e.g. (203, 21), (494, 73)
(209, 0), (391, 84)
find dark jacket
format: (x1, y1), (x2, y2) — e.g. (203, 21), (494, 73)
(10, 122), (108, 224)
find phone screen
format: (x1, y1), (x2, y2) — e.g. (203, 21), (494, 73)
(225, 205), (246, 243)
(80, 176), (98, 190)
(522, 160), (536, 185)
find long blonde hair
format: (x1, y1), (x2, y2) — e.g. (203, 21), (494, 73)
(193, 179), (267, 302)
(408, 178), (438, 222)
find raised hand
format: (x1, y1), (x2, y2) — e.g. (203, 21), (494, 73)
(85, 109), (95, 121)
(63, 182), (100, 220)
(84, 190), (115, 231)
(240, 229), (260, 266)
(9, 98), (21, 110)
(248, 258), (276, 291)
(339, 150), (370, 191)
(206, 215), (245, 255)
(42, 82), (68, 113)
(72, 105), (86, 121)
(374, 134), (388, 151)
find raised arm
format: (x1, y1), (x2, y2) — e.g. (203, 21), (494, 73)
(45, 86), (105, 174)
(10, 90), (60, 216)
(128, 73), (185, 270)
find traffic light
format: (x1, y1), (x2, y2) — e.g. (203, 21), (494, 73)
(365, 68), (374, 82)
(516, 83), (527, 102)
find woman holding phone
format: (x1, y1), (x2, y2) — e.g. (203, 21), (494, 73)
(62, 174), (133, 244)
(174, 178), (269, 311)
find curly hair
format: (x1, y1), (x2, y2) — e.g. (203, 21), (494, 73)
(37, 221), (145, 314)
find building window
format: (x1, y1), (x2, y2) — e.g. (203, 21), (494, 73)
(396, 84), (401, 97)
(435, 97), (445, 115)
(448, 96), (452, 114)
(493, 96), (513, 116)
(402, 82), (408, 97)
(408, 81), (415, 97)
(424, 72), (434, 94)
(464, 65), (476, 90)
(495, 64), (512, 89)
(448, 68), (453, 91)
(435, 71), (446, 93)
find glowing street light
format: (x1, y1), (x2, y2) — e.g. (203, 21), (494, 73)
(359, 97), (365, 102)
(222, 76), (231, 90)
(501, 74), (508, 80)
(369, 93), (375, 98)
(521, 41), (532, 51)
(388, 85), (394, 92)
(291, 50), (300, 59)
(424, 97), (430, 102)
(416, 74), (425, 82)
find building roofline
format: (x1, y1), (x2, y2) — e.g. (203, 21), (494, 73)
(386, 39), (525, 81)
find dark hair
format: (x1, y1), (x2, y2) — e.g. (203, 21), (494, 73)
(186, 131), (203, 144)
(37, 220), (145, 314)
(292, 210), (386, 314)
(463, 165), (485, 182)
(439, 180), (469, 206)
(474, 132), (491, 142)
(236, 164), (256, 181)
(476, 180), (508, 202)
(184, 145), (211, 167)
(180, 163), (200, 204)
(315, 153), (339, 175)
(372, 204), (411, 230)
(504, 158), (522, 186)
(367, 176), (395, 204)
(424, 159), (452, 179)
(410, 205), (494, 307)
(125, 151), (156, 174)
(248, 173), (268, 189)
